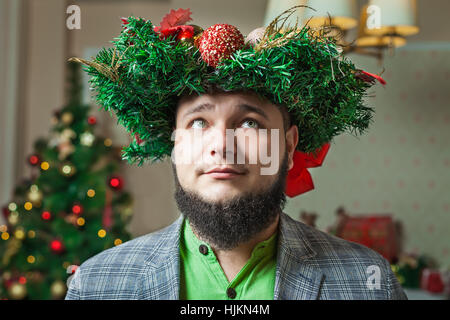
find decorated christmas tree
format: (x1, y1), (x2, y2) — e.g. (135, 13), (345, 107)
(0, 61), (134, 299)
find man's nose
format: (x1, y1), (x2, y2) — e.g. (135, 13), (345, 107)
(206, 123), (235, 161)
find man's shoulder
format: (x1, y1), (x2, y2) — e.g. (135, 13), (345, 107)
(282, 212), (389, 266)
(80, 217), (181, 271)
(65, 216), (183, 299)
(281, 213), (408, 299)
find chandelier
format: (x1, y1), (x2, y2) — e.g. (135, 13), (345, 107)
(264, 0), (420, 62)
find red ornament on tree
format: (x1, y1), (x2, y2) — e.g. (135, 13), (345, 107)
(28, 154), (40, 166)
(108, 175), (123, 191)
(71, 204), (83, 216)
(50, 239), (65, 254)
(41, 211), (52, 220)
(198, 24), (245, 67)
(87, 116), (97, 125)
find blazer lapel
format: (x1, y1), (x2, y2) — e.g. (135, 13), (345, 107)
(274, 212), (324, 300)
(140, 215), (184, 300)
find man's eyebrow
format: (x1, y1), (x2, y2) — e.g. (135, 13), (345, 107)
(182, 102), (269, 121)
(183, 103), (215, 119)
(237, 103), (269, 121)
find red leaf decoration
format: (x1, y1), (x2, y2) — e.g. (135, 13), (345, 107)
(355, 69), (387, 86)
(159, 8), (193, 29)
(362, 70), (386, 85)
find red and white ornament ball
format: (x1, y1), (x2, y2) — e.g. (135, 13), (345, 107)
(198, 24), (244, 67)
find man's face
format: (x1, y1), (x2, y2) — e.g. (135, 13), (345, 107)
(173, 90), (298, 204)
(171, 90), (299, 249)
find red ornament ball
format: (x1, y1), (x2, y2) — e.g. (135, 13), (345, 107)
(28, 154), (40, 166)
(87, 116), (97, 125)
(198, 24), (244, 67)
(41, 211), (51, 220)
(50, 239), (64, 254)
(109, 175), (123, 191)
(72, 204), (83, 215)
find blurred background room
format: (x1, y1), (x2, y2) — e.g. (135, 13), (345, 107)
(0, 0), (449, 299)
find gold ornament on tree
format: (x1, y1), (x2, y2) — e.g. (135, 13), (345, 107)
(61, 112), (74, 125)
(50, 280), (67, 298)
(59, 162), (76, 177)
(8, 282), (27, 300)
(8, 211), (19, 226)
(80, 132), (95, 147)
(27, 184), (43, 205)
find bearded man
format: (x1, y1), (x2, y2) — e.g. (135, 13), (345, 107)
(66, 7), (406, 300)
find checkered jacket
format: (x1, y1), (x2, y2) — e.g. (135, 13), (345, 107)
(65, 212), (407, 300)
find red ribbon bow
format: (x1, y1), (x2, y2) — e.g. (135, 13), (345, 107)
(285, 142), (331, 197)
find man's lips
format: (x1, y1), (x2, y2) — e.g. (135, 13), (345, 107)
(203, 167), (246, 179)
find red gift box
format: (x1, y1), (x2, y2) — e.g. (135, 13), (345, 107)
(421, 269), (445, 294)
(337, 214), (398, 263)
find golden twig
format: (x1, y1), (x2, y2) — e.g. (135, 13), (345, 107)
(68, 46), (130, 83)
(254, 5), (316, 52)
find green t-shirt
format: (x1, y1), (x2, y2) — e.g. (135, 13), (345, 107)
(179, 217), (278, 300)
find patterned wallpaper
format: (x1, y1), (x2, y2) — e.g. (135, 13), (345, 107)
(284, 46), (450, 269)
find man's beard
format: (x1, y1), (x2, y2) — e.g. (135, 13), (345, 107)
(172, 151), (289, 250)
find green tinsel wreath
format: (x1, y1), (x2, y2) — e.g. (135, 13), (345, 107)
(69, 8), (378, 166)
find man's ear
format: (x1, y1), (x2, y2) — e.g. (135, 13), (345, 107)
(285, 125), (299, 171)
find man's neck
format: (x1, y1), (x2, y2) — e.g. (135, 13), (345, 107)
(191, 212), (280, 282)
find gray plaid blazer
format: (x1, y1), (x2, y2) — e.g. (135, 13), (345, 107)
(65, 212), (407, 300)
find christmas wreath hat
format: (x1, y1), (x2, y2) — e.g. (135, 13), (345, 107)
(69, 6), (385, 197)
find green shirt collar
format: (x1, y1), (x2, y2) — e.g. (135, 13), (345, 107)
(183, 217), (278, 261)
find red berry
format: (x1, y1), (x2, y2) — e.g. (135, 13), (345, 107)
(72, 204), (83, 215)
(28, 154), (40, 166)
(87, 116), (97, 125)
(50, 239), (64, 253)
(42, 211), (51, 220)
(109, 176), (123, 190)
(198, 24), (244, 67)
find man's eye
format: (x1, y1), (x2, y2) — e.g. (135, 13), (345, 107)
(189, 118), (260, 129)
(241, 119), (260, 129)
(190, 119), (207, 129)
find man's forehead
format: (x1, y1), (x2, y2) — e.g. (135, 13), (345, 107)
(178, 91), (273, 112)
